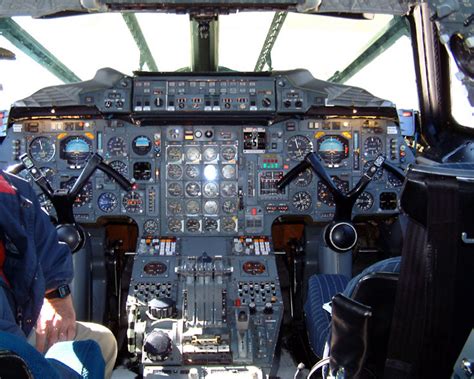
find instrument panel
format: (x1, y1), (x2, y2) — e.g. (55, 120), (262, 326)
(4, 116), (411, 236)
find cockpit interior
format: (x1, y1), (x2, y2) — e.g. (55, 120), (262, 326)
(0, 1), (473, 378)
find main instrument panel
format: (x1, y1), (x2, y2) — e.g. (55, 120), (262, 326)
(0, 69), (413, 377)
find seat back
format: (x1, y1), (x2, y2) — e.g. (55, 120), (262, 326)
(0, 350), (34, 379)
(351, 272), (399, 377)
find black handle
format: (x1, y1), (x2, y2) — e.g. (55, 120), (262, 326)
(277, 160), (310, 190)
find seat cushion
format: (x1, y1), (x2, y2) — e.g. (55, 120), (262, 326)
(304, 274), (349, 357)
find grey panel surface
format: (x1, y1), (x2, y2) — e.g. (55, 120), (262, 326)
(316, 0), (417, 15)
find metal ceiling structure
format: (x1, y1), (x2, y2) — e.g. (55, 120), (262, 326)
(328, 17), (411, 83)
(121, 13), (158, 71)
(0, 17), (80, 83)
(254, 11), (287, 72)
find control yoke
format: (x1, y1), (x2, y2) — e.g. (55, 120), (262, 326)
(9, 153), (134, 253)
(277, 152), (405, 252)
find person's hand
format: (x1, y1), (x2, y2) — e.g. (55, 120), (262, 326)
(35, 295), (76, 353)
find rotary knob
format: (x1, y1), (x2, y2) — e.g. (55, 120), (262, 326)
(148, 298), (175, 319)
(144, 329), (172, 360)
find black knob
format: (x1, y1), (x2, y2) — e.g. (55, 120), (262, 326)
(144, 330), (172, 360)
(116, 100), (124, 108)
(148, 298), (175, 319)
(325, 222), (358, 252)
(262, 97), (272, 108)
(249, 302), (257, 314)
(155, 97), (163, 107)
(283, 100), (291, 108)
(204, 130), (213, 138)
(104, 100), (112, 108)
(264, 302), (273, 314)
(295, 100), (303, 108)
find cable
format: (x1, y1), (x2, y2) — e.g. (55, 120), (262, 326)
(307, 357), (330, 379)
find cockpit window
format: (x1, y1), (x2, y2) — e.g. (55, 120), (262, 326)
(449, 55), (474, 128)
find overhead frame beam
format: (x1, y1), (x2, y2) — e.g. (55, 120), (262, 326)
(254, 11), (288, 72)
(328, 17), (410, 83)
(0, 17), (80, 83)
(121, 13), (158, 72)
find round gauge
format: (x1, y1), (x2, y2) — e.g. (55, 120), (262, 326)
(168, 218), (182, 233)
(364, 160), (384, 181)
(167, 164), (183, 180)
(203, 182), (219, 198)
(292, 191), (312, 211)
(167, 200), (183, 215)
(167, 182), (183, 197)
(203, 217), (218, 232)
(60, 178), (92, 207)
(143, 219), (159, 235)
(38, 193), (53, 213)
(186, 218), (201, 233)
(243, 261), (266, 275)
(222, 199), (237, 214)
(122, 191), (143, 213)
(108, 161), (128, 178)
(185, 182), (201, 197)
(167, 146), (182, 162)
(364, 136), (383, 157)
(317, 177), (350, 207)
(222, 165), (236, 179)
(29, 137), (55, 162)
(221, 146), (236, 161)
(287, 135), (313, 161)
(60, 136), (92, 165)
(222, 217), (236, 232)
(317, 135), (349, 166)
(294, 167), (313, 187)
(107, 137), (127, 157)
(388, 171), (404, 187)
(97, 192), (118, 213)
(132, 136), (152, 155)
(186, 147), (201, 162)
(221, 182), (237, 197)
(204, 200), (218, 214)
(143, 261), (167, 275)
(355, 192), (374, 211)
(203, 146), (218, 162)
(185, 200), (201, 214)
(185, 165), (200, 179)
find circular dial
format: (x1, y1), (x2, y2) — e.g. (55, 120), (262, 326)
(167, 146), (182, 162)
(221, 146), (236, 161)
(203, 217), (218, 232)
(287, 135), (313, 161)
(294, 167), (313, 187)
(60, 178), (92, 207)
(355, 191), (374, 211)
(168, 218), (182, 233)
(364, 160), (384, 181)
(317, 135), (349, 166)
(317, 177), (350, 207)
(203, 146), (218, 162)
(203, 182), (219, 198)
(61, 136), (92, 165)
(107, 136), (127, 157)
(38, 193), (53, 213)
(221, 182), (237, 197)
(97, 192), (118, 212)
(167, 200), (183, 215)
(185, 165), (199, 179)
(167, 182), (183, 197)
(185, 182), (201, 197)
(143, 219), (159, 235)
(222, 217), (236, 232)
(204, 200), (218, 214)
(122, 191), (143, 213)
(186, 218), (200, 233)
(132, 136), (152, 155)
(186, 147), (201, 162)
(364, 136), (383, 157)
(388, 171), (403, 187)
(29, 137), (55, 162)
(109, 160), (128, 177)
(292, 191), (312, 211)
(167, 164), (183, 180)
(222, 200), (237, 214)
(185, 200), (201, 214)
(143, 261), (167, 275)
(221, 165), (236, 179)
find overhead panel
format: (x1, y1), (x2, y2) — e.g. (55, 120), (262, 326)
(328, 17), (410, 84)
(0, 17), (80, 83)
